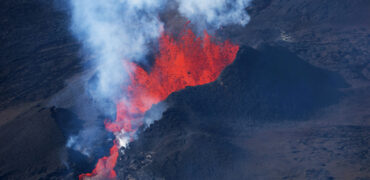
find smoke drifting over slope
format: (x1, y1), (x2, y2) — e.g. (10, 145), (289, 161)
(68, 0), (252, 178)
(177, 0), (252, 30)
(70, 0), (165, 101)
(70, 0), (251, 104)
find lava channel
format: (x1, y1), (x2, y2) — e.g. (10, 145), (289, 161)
(79, 26), (239, 180)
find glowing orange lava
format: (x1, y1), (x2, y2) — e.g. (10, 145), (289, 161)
(79, 26), (239, 179)
(78, 141), (119, 180)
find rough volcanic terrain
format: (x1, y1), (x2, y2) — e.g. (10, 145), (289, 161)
(0, 0), (369, 179)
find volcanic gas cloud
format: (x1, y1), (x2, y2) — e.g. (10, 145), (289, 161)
(79, 26), (239, 179)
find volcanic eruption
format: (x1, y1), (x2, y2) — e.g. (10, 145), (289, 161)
(1, 0), (369, 179)
(79, 25), (239, 179)
(68, 0), (251, 179)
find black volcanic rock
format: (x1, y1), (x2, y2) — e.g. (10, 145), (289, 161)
(0, 0), (81, 110)
(116, 46), (349, 179)
(0, 0), (83, 179)
(0, 106), (66, 179)
(51, 107), (83, 138)
(167, 46), (348, 122)
(220, 0), (370, 87)
(0, 0), (369, 179)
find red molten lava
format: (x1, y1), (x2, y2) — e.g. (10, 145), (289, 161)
(78, 141), (119, 180)
(79, 27), (239, 179)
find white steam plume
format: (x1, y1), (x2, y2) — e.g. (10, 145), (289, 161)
(176, 0), (252, 30)
(70, 0), (253, 100)
(68, 0), (252, 153)
(70, 0), (165, 101)
(68, 0), (166, 155)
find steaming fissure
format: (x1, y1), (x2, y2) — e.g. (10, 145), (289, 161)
(79, 26), (239, 179)
(69, 0), (251, 179)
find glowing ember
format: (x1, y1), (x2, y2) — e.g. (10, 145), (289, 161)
(79, 26), (239, 179)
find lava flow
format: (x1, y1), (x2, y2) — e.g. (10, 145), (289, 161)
(79, 26), (239, 180)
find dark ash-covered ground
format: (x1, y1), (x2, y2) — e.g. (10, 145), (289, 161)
(0, 0), (369, 179)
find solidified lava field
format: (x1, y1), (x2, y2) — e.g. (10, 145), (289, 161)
(0, 0), (369, 179)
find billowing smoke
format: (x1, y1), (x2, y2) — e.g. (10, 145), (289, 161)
(70, 0), (165, 101)
(176, 0), (252, 30)
(68, 0), (252, 155)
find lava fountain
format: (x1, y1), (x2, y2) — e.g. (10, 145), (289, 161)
(79, 26), (239, 179)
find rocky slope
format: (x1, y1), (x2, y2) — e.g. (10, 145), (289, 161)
(116, 46), (369, 180)
(0, 0), (369, 179)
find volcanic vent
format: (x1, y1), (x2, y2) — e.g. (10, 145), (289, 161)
(79, 26), (239, 179)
